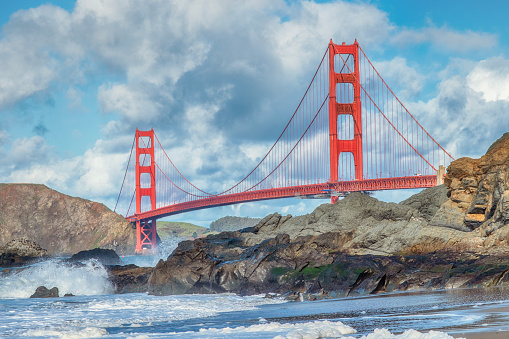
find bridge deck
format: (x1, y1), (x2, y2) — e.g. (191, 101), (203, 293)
(127, 175), (436, 221)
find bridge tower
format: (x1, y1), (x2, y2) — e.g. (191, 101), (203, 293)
(328, 40), (363, 203)
(135, 128), (157, 253)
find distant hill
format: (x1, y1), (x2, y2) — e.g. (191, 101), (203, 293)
(157, 221), (217, 240)
(209, 216), (261, 232)
(0, 184), (135, 255)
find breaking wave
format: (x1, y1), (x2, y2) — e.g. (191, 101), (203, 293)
(0, 259), (114, 298)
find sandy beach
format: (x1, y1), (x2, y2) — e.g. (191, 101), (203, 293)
(454, 331), (509, 339)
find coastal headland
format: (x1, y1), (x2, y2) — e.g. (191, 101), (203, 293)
(1, 133), (509, 301)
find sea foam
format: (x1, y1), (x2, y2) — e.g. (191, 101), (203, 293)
(358, 328), (463, 339)
(172, 322), (463, 339)
(0, 259), (114, 298)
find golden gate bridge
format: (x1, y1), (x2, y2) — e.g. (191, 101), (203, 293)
(115, 40), (454, 253)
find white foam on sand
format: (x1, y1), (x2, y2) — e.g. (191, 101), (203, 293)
(357, 328), (463, 339)
(0, 259), (114, 298)
(168, 319), (357, 338)
(169, 321), (464, 339)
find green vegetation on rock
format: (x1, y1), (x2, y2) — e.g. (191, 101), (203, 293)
(157, 221), (217, 239)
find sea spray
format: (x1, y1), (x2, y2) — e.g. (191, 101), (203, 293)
(121, 237), (182, 267)
(0, 259), (114, 298)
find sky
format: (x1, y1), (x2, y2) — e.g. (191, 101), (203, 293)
(1, 0), (509, 227)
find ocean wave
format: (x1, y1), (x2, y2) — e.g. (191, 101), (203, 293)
(0, 259), (114, 298)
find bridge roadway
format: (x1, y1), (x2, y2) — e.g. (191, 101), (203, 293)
(126, 175), (436, 222)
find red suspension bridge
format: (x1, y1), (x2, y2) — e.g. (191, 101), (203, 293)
(115, 40), (454, 253)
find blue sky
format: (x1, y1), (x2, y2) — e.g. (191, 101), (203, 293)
(1, 0), (509, 226)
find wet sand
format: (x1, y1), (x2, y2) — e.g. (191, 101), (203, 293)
(454, 331), (509, 339)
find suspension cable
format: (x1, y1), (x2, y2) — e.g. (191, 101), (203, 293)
(114, 135), (136, 214)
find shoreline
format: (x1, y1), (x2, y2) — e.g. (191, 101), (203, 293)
(453, 331), (509, 339)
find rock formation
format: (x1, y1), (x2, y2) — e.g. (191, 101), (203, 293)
(147, 133), (509, 297)
(0, 184), (135, 255)
(436, 132), (509, 232)
(209, 216), (261, 232)
(68, 248), (123, 266)
(0, 238), (48, 267)
(108, 264), (153, 293)
(30, 286), (59, 298)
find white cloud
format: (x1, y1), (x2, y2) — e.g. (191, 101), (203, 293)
(408, 58), (509, 159)
(275, 1), (393, 72)
(1, 137), (129, 205)
(0, 42), (57, 110)
(7, 136), (53, 168)
(0, 4), (86, 110)
(373, 57), (425, 99)
(467, 57), (509, 102)
(98, 83), (162, 122)
(392, 24), (497, 53)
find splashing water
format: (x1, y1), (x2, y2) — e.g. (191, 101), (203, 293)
(121, 237), (183, 267)
(0, 259), (114, 298)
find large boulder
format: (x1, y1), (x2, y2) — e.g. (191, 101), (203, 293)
(30, 286), (59, 298)
(108, 264), (153, 293)
(69, 248), (122, 266)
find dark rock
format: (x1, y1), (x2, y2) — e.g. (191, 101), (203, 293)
(108, 264), (153, 293)
(69, 248), (122, 266)
(30, 286), (59, 298)
(0, 239), (48, 268)
(148, 233), (509, 296)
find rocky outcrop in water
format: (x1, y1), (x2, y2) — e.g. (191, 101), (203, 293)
(0, 239), (48, 267)
(148, 133), (509, 297)
(69, 248), (123, 266)
(0, 184), (135, 255)
(109, 264), (153, 293)
(30, 286), (59, 298)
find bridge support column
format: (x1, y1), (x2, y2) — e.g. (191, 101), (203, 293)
(135, 129), (157, 253)
(436, 165), (446, 185)
(135, 219), (157, 253)
(328, 40), (363, 204)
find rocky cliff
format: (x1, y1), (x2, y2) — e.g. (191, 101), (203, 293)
(148, 133), (509, 297)
(438, 132), (509, 234)
(0, 184), (135, 255)
(209, 216), (262, 232)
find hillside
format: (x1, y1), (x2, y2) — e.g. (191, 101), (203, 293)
(209, 216), (261, 232)
(157, 221), (217, 239)
(0, 184), (135, 255)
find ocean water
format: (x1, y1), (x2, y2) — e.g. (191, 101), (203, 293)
(2, 244), (509, 338)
